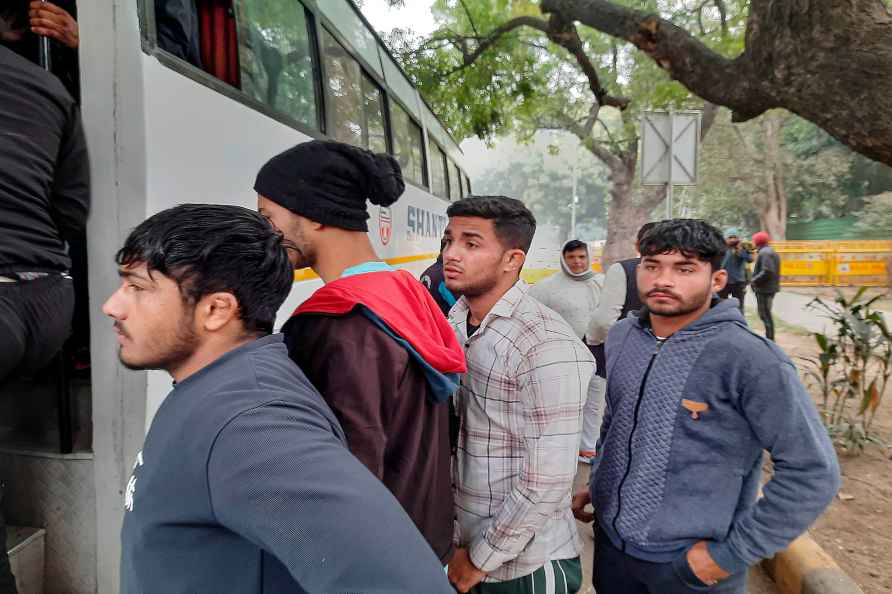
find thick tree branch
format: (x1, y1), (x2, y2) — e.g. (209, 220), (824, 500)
(542, 14), (631, 109)
(541, 0), (775, 121)
(543, 0), (892, 166)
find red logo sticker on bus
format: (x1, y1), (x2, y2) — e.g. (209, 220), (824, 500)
(379, 207), (392, 246)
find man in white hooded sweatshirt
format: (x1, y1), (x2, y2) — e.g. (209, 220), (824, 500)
(530, 240), (605, 464)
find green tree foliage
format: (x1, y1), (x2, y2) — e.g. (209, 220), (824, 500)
(855, 193), (892, 236)
(379, 0), (736, 259)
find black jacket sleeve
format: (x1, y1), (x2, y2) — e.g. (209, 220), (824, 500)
(50, 102), (90, 239)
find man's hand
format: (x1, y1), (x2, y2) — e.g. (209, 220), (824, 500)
(30, 2), (79, 48)
(448, 547), (486, 593)
(571, 489), (594, 523)
(686, 541), (731, 586)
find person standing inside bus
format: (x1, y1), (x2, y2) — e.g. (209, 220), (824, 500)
(0, 20), (89, 592)
(105, 204), (454, 594)
(255, 140), (467, 567)
(442, 196), (594, 594)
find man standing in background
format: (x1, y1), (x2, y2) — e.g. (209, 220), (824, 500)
(421, 241), (459, 317)
(718, 228), (752, 313)
(751, 231), (781, 340)
(530, 239), (605, 464)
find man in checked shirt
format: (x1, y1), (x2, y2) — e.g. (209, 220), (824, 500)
(443, 196), (595, 594)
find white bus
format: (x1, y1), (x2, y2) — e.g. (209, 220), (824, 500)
(1, 1), (470, 592)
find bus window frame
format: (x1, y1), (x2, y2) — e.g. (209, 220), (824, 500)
(318, 24), (391, 155)
(136, 0), (442, 194)
(137, 0), (326, 140)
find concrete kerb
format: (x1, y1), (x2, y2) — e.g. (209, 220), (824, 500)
(761, 532), (864, 594)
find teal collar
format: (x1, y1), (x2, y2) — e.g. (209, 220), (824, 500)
(340, 261), (395, 278)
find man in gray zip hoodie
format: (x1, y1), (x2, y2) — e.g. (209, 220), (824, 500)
(572, 219), (839, 594)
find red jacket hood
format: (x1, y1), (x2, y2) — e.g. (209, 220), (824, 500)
(294, 270), (466, 375)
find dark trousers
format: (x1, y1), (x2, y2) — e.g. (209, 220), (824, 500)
(0, 275), (74, 382)
(718, 282), (746, 314)
(0, 482), (18, 594)
(593, 529), (746, 594)
(755, 292), (776, 341)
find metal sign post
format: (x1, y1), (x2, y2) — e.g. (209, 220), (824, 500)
(667, 108), (674, 219)
(641, 110), (701, 219)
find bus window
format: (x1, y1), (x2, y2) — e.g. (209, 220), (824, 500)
(390, 102), (426, 188)
(448, 160), (461, 201)
(321, 28), (387, 153)
(464, 173), (472, 195)
(235, 0), (318, 129)
(430, 143), (448, 199)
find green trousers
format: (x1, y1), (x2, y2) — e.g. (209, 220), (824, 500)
(470, 558), (582, 594)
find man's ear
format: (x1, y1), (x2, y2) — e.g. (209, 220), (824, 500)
(713, 268), (728, 293)
(503, 249), (527, 274)
(199, 292), (241, 332)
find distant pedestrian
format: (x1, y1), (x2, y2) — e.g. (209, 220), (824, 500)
(584, 223), (656, 459)
(421, 240), (459, 317)
(109, 205), (454, 594)
(530, 239), (605, 464)
(718, 228), (752, 313)
(572, 219), (839, 594)
(587, 223), (657, 347)
(443, 196), (593, 594)
(751, 231), (781, 340)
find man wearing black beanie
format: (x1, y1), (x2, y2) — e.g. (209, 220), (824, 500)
(256, 140), (466, 566)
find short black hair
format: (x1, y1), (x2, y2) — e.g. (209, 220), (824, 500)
(637, 221), (658, 243)
(446, 196), (537, 253)
(116, 204), (294, 335)
(638, 219), (727, 270)
(563, 240), (587, 255)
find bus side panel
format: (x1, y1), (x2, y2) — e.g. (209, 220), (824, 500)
(140, 58), (447, 427)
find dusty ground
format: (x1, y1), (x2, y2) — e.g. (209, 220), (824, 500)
(786, 286), (892, 315)
(748, 305), (892, 594)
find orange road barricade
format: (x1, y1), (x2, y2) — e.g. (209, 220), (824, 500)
(773, 240), (892, 287)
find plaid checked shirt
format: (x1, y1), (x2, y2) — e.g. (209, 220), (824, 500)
(450, 280), (595, 582)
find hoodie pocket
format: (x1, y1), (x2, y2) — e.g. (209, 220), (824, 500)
(647, 462), (745, 545)
(671, 550), (713, 590)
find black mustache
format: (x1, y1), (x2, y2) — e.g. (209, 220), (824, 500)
(647, 289), (680, 299)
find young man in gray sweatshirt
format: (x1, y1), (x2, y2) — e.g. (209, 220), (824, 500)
(104, 204), (454, 594)
(572, 219), (839, 594)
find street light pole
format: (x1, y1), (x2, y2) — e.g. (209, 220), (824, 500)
(570, 159), (578, 239)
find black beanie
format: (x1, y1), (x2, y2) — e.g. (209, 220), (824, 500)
(254, 140), (405, 232)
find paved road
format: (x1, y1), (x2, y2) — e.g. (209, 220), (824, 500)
(746, 290), (834, 335)
(572, 463), (777, 593)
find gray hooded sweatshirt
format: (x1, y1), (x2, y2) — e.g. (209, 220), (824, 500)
(590, 299), (840, 575)
(529, 240), (603, 340)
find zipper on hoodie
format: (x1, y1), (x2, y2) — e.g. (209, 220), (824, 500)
(612, 332), (665, 552)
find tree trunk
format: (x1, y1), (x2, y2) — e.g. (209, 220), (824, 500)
(542, 0), (892, 167)
(602, 161), (645, 265)
(758, 113), (788, 239)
